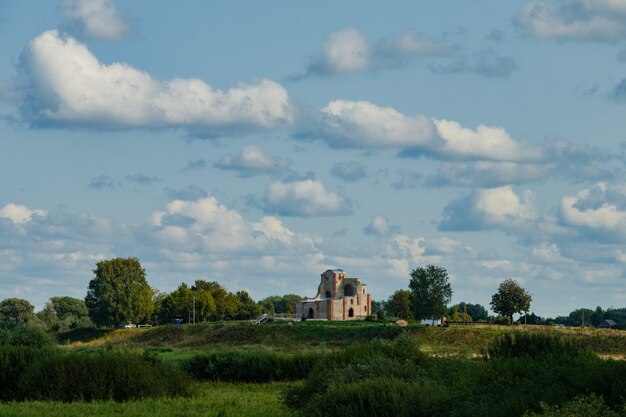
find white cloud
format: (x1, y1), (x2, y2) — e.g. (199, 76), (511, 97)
(426, 161), (552, 187)
(432, 119), (544, 162)
(61, 0), (130, 40)
(214, 145), (289, 176)
(518, 0), (626, 41)
(145, 197), (318, 253)
(264, 179), (353, 217)
(299, 28), (450, 78)
(0, 203), (47, 224)
(560, 182), (626, 241)
(363, 214), (396, 236)
(313, 100), (436, 148)
(440, 186), (536, 231)
(320, 28), (371, 74)
(17, 30), (294, 134)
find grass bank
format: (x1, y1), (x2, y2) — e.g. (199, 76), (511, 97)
(0, 382), (293, 417)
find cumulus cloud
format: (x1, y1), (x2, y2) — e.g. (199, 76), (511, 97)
(439, 186), (536, 231)
(263, 179), (353, 217)
(517, 0), (626, 41)
(559, 182), (626, 241)
(305, 99), (544, 162)
(363, 214), (399, 236)
(429, 48), (519, 78)
(0, 203), (47, 224)
(296, 27), (450, 78)
(60, 0), (130, 40)
(214, 145), (289, 177)
(302, 100), (436, 148)
(330, 161), (367, 182)
(14, 30), (293, 135)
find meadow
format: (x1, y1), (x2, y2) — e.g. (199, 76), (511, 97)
(2, 321), (626, 416)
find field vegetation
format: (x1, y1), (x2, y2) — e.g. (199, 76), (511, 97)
(2, 320), (626, 416)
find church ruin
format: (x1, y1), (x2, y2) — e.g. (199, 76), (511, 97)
(294, 269), (371, 320)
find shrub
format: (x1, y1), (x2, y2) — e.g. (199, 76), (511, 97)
(182, 348), (323, 382)
(494, 316), (511, 325)
(0, 324), (55, 348)
(487, 332), (592, 361)
(0, 346), (57, 401)
(14, 349), (193, 402)
(524, 393), (622, 417)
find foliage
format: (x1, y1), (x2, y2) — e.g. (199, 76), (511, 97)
(524, 394), (623, 417)
(0, 382), (295, 417)
(0, 298), (35, 325)
(182, 348), (323, 382)
(37, 296), (92, 332)
(258, 294), (302, 315)
(384, 289), (413, 319)
(235, 291), (261, 320)
(0, 347), (193, 403)
(287, 333), (626, 417)
(487, 332), (593, 361)
(456, 302), (488, 321)
(448, 305), (472, 322)
(85, 258), (154, 327)
(408, 265), (453, 321)
(0, 324), (55, 348)
(490, 279), (532, 323)
(157, 283), (216, 324)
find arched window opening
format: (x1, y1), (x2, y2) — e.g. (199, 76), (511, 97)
(350, 299), (354, 305)
(344, 284), (354, 297)
(348, 308), (354, 318)
(325, 291), (331, 299)
(308, 308), (314, 319)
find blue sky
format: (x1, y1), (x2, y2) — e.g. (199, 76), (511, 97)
(2, 0), (626, 318)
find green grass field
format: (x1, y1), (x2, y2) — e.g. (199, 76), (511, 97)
(0, 382), (294, 417)
(4, 321), (626, 417)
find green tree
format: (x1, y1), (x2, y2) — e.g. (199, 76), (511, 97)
(0, 298), (35, 325)
(235, 291), (261, 320)
(220, 293), (241, 320)
(490, 279), (532, 324)
(456, 302), (488, 322)
(408, 265), (453, 321)
(85, 258), (154, 327)
(384, 289), (413, 319)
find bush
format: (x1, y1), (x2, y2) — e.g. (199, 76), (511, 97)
(487, 332), (593, 361)
(182, 348), (324, 382)
(0, 347), (193, 402)
(494, 316), (511, 325)
(524, 394), (622, 417)
(0, 346), (57, 401)
(0, 324), (55, 348)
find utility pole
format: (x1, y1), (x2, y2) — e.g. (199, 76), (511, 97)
(581, 309), (584, 327)
(193, 296), (196, 325)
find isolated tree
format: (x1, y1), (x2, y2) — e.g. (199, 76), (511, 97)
(0, 298), (35, 325)
(85, 258), (154, 327)
(490, 279), (532, 324)
(409, 265), (453, 321)
(385, 289), (413, 319)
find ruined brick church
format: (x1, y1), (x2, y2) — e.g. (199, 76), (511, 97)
(294, 269), (371, 320)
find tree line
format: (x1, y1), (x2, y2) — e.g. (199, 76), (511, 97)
(2, 257), (624, 330)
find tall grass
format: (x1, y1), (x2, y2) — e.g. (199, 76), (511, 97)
(0, 347), (193, 402)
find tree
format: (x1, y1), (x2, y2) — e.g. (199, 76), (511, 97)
(457, 302), (488, 322)
(408, 265), (453, 321)
(0, 298), (35, 325)
(235, 291), (261, 320)
(384, 289), (413, 319)
(85, 258), (154, 327)
(490, 279), (532, 324)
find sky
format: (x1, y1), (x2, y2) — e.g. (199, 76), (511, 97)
(1, 0), (626, 318)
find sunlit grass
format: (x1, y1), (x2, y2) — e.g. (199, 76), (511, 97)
(0, 382), (294, 417)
